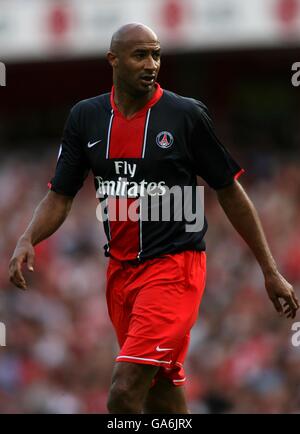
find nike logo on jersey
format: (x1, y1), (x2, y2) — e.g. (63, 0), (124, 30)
(156, 345), (173, 352)
(87, 139), (102, 148)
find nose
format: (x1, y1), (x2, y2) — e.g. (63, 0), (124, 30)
(144, 55), (157, 71)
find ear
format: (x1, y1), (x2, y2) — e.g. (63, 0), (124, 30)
(107, 51), (118, 68)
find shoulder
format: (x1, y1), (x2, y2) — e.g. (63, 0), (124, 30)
(70, 93), (111, 119)
(161, 89), (209, 120)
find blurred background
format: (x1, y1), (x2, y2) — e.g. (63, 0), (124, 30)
(1, 0), (300, 414)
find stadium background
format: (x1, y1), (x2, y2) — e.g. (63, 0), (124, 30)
(0, 0), (300, 413)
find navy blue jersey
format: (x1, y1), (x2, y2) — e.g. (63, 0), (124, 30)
(50, 84), (243, 261)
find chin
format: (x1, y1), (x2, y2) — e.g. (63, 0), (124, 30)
(138, 83), (155, 94)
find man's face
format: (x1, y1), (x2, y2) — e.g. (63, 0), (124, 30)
(111, 40), (161, 95)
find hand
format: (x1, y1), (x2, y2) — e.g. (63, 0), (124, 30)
(265, 271), (299, 319)
(9, 238), (35, 290)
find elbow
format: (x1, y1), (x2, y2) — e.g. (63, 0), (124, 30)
(47, 190), (74, 217)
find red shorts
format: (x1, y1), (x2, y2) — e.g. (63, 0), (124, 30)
(106, 250), (206, 386)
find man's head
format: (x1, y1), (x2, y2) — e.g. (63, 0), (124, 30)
(107, 23), (161, 96)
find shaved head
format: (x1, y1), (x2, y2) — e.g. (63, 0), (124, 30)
(107, 23), (161, 98)
(110, 23), (159, 53)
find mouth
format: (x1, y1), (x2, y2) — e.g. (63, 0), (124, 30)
(140, 75), (156, 85)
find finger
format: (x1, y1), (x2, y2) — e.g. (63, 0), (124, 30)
(9, 270), (27, 289)
(14, 280), (27, 290)
(26, 252), (35, 272)
(271, 297), (283, 315)
(287, 310), (296, 319)
(283, 301), (293, 310)
(284, 294), (298, 310)
(292, 292), (300, 309)
(283, 302), (296, 313)
(285, 305), (297, 318)
(10, 275), (27, 290)
(285, 309), (296, 319)
(9, 260), (27, 289)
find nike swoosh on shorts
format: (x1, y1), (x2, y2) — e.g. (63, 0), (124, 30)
(156, 345), (173, 352)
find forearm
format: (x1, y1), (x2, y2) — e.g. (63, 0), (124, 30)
(21, 190), (73, 246)
(217, 181), (277, 277)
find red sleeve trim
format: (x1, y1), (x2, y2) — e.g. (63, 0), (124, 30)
(47, 182), (52, 189)
(234, 168), (245, 180)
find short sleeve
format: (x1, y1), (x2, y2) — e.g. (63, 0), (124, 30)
(188, 101), (244, 190)
(49, 106), (90, 197)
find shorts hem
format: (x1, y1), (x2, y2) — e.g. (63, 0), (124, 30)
(172, 378), (186, 387)
(116, 355), (172, 367)
(116, 356), (186, 386)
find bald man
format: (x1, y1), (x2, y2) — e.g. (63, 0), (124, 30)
(9, 23), (299, 414)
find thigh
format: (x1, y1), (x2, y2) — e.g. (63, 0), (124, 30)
(117, 251), (206, 367)
(106, 258), (131, 347)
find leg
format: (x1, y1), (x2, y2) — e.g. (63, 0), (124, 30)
(107, 362), (159, 414)
(143, 376), (189, 414)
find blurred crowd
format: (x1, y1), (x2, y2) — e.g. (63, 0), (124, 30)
(0, 149), (300, 413)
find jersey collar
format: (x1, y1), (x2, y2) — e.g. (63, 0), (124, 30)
(110, 83), (163, 119)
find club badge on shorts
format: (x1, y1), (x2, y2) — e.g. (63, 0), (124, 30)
(156, 131), (174, 149)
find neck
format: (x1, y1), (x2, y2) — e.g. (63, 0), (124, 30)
(113, 82), (156, 119)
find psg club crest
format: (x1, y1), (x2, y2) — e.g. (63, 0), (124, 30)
(156, 131), (174, 149)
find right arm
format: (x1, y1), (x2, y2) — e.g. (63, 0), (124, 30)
(9, 190), (73, 289)
(10, 102), (90, 289)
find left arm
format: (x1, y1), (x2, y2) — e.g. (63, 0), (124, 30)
(217, 180), (299, 318)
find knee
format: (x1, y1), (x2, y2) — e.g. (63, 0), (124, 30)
(107, 381), (141, 414)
